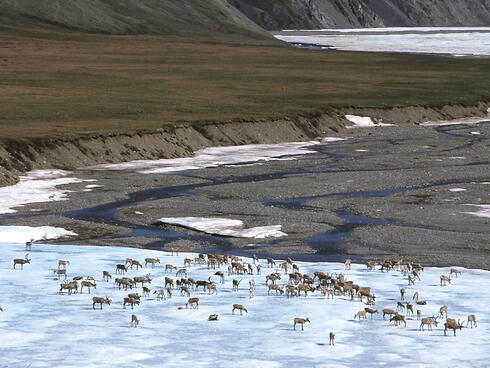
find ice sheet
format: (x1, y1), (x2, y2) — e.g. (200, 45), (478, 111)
(155, 217), (287, 238)
(0, 243), (488, 367)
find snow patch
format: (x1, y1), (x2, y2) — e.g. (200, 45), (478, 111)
(345, 115), (394, 128)
(0, 226), (77, 243)
(322, 137), (348, 143)
(87, 142), (319, 174)
(155, 217), (287, 238)
(463, 204), (490, 218)
(449, 188), (466, 192)
(0, 170), (88, 214)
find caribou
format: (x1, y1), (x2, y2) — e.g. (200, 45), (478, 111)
(440, 275), (451, 286)
(293, 317), (310, 331)
(92, 297), (111, 310)
(59, 281), (78, 295)
(444, 318), (464, 336)
(145, 258), (160, 268)
(131, 314), (140, 328)
(466, 314), (477, 328)
(186, 297), (199, 309)
(420, 317), (438, 331)
(13, 254), (31, 269)
(80, 281), (96, 294)
(232, 304), (248, 315)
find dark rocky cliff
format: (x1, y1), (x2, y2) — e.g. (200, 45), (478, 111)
(227, 0), (490, 30)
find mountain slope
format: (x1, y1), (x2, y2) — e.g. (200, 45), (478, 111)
(0, 0), (268, 38)
(227, 0), (490, 30)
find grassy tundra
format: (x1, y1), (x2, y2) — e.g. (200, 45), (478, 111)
(0, 21), (489, 140)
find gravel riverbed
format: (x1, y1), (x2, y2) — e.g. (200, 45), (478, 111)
(1, 122), (489, 269)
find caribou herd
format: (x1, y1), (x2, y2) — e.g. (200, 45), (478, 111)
(7, 244), (479, 338)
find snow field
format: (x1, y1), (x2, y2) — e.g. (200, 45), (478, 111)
(1, 243), (489, 367)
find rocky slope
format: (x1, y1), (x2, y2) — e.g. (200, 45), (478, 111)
(227, 0), (490, 30)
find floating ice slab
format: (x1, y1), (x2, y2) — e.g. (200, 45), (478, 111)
(155, 217), (287, 238)
(86, 141), (319, 174)
(0, 243), (489, 367)
(0, 226), (77, 243)
(345, 115), (394, 128)
(0, 170), (88, 214)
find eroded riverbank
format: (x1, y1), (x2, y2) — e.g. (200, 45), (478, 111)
(1, 104), (488, 187)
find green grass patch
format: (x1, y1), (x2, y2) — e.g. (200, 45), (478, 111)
(0, 26), (489, 139)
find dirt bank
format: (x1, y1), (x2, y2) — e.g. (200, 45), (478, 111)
(0, 103), (488, 187)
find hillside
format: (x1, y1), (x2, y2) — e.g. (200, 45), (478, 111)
(227, 0), (490, 30)
(0, 0), (268, 38)
(2, 0), (489, 37)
